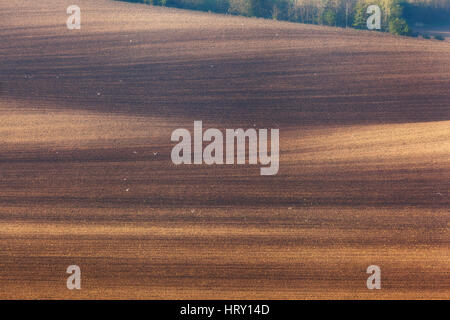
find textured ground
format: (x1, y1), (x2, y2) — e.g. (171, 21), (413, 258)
(0, 0), (449, 299)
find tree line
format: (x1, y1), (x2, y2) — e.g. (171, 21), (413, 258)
(120, 0), (450, 36)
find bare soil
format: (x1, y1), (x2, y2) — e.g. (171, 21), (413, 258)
(0, 0), (449, 299)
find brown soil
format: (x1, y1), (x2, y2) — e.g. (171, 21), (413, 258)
(0, 0), (449, 299)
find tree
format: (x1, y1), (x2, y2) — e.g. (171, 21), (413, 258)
(323, 9), (337, 26)
(389, 17), (410, 35)
(249, 0), (274, 18)
(228, 0), (252, 15)
(352, 1), (367, 29)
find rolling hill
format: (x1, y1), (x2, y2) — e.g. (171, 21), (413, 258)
(0, 0), (449, 299)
